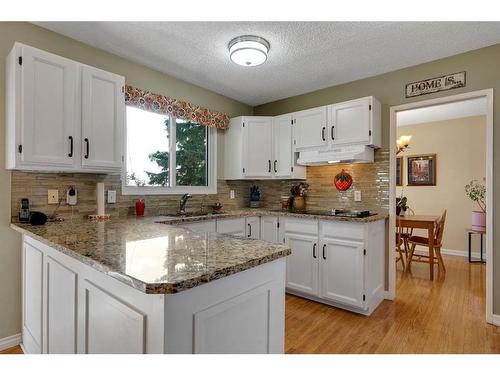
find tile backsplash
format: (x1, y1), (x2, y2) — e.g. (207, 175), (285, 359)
(10, 149), (388, 219)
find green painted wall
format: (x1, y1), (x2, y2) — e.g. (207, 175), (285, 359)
(255, 43), (500, 315)
(0, 22), (252, 340)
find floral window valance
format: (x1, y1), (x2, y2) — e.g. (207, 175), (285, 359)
(124, 85), (230, 130)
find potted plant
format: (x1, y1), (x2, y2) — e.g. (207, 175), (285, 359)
(290, 182), (309, 211)
(396, 196), (408, 216)
(465, 179), (486, 230)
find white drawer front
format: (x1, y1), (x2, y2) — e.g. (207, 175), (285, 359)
(320, 220), (365, 241)
(283, 217), (318, 235)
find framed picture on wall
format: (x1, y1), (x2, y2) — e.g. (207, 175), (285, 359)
(396, 157), (403, 186)
(407, 154), (437, 186)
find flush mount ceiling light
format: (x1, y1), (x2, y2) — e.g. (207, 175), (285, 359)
(228, 35), (270, 67)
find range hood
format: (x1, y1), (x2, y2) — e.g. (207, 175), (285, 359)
(297, 145), (374, 165)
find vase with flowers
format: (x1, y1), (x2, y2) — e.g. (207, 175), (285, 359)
(290, 182), (309, 211)
(465, 179), (486, 231)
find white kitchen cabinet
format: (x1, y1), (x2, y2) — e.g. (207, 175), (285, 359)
(243, 117), (273, 178)
(224, 116), (306, 180)
(44, 256), (78, 354)
(281, 217), (385, 315)
(216, 218), (246, 237)
(21, 235), (286, 354)
(319, 237), (365, 308)
(292, 106), (328, 151)
(6, 43), (78, 170)
(272, 114), (306, 179)
(260, 216), (279, 243)
(328, 96), (381, 148)
(81, 65), (124, 171)
(5, 42), (124, 173)
(22, 241), (44, 354)
(245, 216), (261, 239)
(282, 218), (320, 296)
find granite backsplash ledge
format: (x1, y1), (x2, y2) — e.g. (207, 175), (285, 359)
(10, 149), (388, 219)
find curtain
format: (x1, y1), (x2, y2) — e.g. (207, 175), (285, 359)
(124, 85), (230, 130)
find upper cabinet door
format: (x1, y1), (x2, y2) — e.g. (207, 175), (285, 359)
(20, 46), (77, 167)
(329, 97), (371, 146)
(272, 114), (293, 177)
(81, 65), (124, 170)
(242, 117), (273, 178)
(292, 106), (328, 151)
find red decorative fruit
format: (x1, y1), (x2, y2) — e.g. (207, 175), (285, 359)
(334, 169), (353, 191)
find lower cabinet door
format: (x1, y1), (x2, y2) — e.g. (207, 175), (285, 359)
(23, 242), (44, 354)
(216, 218), (246, 237)
(245, 217), (261, 239)
(45, 256), (78, 353)
(320, 237), (365, 308)
(82, 280), (147, 354)
(260, 216), (279, 243)
(284, 233), (319, 295)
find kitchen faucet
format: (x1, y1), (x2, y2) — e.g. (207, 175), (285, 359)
(179, 193), (193, 214)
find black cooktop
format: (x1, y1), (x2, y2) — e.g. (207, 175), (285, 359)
(274, 209), (377, 218)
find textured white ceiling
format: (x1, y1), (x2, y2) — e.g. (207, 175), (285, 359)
(35, 22), (500, 106)
(397, 97), (487, 127)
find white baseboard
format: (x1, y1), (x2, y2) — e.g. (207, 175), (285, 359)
(491, 314), (500, 326)
(414, 245), (486, 260)
(0, 333), (21, 351)
(383, 291), (394, 300)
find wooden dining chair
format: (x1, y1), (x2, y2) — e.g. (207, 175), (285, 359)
(396, 224), (406, 271)
(399, 207), (415, 259)
(406, 210), (447, 275)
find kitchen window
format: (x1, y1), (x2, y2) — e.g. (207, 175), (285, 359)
(122, 105), (216, 195)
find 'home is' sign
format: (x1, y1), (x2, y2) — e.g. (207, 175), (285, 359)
(405, 72), (466, 98)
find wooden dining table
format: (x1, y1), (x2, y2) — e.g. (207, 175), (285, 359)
(396, 215), (440, 280)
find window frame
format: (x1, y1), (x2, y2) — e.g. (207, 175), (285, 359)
(121, 108), (217, 195)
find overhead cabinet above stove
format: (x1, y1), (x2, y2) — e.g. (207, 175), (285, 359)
(5, 42), (125, 173)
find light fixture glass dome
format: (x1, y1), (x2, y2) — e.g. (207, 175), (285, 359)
(228, 36), (270, 67)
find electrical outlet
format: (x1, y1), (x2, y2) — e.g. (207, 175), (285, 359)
(230, 190), (235, 199)
(354, 190), (362, 202)
(107, 190), (116, 204)
(48, 189), (59, 204)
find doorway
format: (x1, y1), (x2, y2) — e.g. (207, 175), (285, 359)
(388, 89), (494, 324)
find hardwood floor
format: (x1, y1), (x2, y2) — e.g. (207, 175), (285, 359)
(0, 345), (22, 354)
(286, 254), (500, 353)
(2, 255), (498, 354)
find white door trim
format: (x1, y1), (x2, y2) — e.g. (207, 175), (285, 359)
(388, 89), (494, 325)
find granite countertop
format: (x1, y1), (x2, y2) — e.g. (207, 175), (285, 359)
(154, 208), (389, 224)
(11, 216), (291, 295)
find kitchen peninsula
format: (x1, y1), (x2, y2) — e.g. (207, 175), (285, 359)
(11, 216), (291, 354)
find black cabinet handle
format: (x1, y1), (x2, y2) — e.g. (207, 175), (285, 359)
(322, 244), (327, 260)
(84, 138), (89, 159)
(247, 223), (252, 238)
(68, 136), (73, 157)
(313, 243), (317, 259)
(274, 160), (278, 173)
(331, 126), (335, 140)
(268, 160), (271, 173)
(321, 127), (326, 141)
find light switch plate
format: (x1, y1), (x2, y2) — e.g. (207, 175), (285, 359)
(107, 190), (117, 204)
(48, 189), (59, 204)
(230, 190), (235, 199)
(354, 190), (362, 202)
